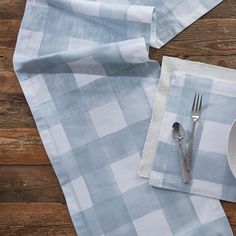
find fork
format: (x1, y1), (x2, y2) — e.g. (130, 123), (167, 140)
(186, 93), (202, 171)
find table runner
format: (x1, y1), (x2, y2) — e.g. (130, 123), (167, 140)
(13, 0), (232, 235)
(149, 71), (236, 202)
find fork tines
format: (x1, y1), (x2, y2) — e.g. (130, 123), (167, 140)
(192, 93), (202, 113)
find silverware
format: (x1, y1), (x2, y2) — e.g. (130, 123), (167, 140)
(186, 93), (202, 171)
(172, 122), (189, 184)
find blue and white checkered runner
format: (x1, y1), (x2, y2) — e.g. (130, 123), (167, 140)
(13, 0), (232, 235)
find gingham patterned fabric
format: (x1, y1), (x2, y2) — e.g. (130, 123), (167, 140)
(140, 56), (236, 179)
(149, 71), (236, 202)
(13, 0), (233, 235)
(15, 0), (223, 50)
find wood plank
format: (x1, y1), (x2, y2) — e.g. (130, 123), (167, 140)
(0, 71), (22, 94)
(0, 71), (48, 165)
(201, 0), (236, 19)
(0, 48), (14, 72)
(0, 19), (21, 39)
(0, 166), (65, 203)
(0, 203), (235, 236)
(0, 92), (35, 129)
(0, 0), (26, 19)
(149, 19), (236, 62)
(222, 202), (236, 235)
(0, 129), (49, 165)
(0, 203), (76, 235)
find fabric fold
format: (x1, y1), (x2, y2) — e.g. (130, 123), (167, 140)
(48, 0), (155, 24)
(141, 60), (236, 202)
(20, 0), (224, 50)
(14, 38), (150, 76)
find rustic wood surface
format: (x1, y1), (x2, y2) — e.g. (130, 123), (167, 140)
(0, 0), (236, 235)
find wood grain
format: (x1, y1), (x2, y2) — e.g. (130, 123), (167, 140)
(0, 203), (75, 235)
(0, 0), (236, 235)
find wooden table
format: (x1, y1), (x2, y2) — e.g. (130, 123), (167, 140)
(0, 0), (236, 235)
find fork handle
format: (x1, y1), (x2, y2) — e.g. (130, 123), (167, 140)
(178, 142), (189, 184)
(186, 121), (196, 171)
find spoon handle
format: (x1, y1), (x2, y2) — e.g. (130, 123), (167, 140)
(178, 142), (189, 184)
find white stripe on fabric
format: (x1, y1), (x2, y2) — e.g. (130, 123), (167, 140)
(173, 0), (206, 27)
(47, 123), (72, 157)
(212, 79), (236, 98)
(118, 38), (150, 64)
(70, 177), (93, 212)
(111, 153), (146, 193)
(133, 209), (173, 236)
(62, 183), (81, 216)
(199, 121), (230, 155)
(71, 0), (102, 16)
(190, 195), (225, 225)
(20, 74), (52, 107)
(127, 5), (154, 24)
(191, 179), (222, 198)
(14, 29), (43, 59)
(149, 171), (164, 186)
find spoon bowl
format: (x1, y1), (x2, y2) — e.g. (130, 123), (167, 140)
(172, 122), (185, 142)
(171, 122), (189, 184)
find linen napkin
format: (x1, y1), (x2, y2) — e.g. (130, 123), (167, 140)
(140, 57), (236, 177)
(150, 71), (236, 201)
(13, 0), (232, 235)
(140, 57), (236, 202)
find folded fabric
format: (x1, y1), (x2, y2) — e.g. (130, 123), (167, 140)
(149, 71), (236, 202)
(13, 0), (233, 235)
(140, 57), (236, 178)
(140, 57), (236, 201)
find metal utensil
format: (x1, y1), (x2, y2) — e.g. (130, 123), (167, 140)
(172, 122), (189, 184)
(186, 93), (202, 171)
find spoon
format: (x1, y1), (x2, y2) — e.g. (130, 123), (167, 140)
(172, 122), (189, 184)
